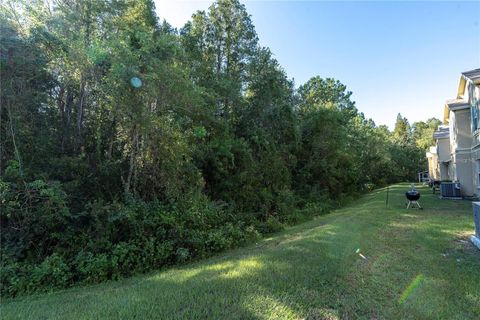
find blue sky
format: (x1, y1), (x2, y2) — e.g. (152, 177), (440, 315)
(155, 1), (480, 129)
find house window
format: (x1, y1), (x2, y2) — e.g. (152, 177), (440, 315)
(477, 160), (480, 186)
(473, 96), (479, 132)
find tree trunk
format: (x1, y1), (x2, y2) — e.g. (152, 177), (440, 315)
(76, 76), (86, 151)
(124, 126), (138, 196)
(107, 118), (116, 159)
(57, 85), (66, 153)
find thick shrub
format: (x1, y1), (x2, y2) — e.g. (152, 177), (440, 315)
(74, 252), (110, 283)
(30, 254), (72, 290)
(175, 247), (190, 262)
(0, 257), (29, 296)
(136, 238), (174, 271)
(205, 227), (233, 253)
(0, 173), (331, 297)
(111, 242), (142, 278)
(256, 217), (285, 234)
(0, 177), (70, 262)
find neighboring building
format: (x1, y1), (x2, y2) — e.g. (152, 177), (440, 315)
(426, 125), (450, 181)
(426, 146), (439, 180)
(435, 125), (451, 181)
(427, 68), (480, 198)
(445, 98), (473, 196)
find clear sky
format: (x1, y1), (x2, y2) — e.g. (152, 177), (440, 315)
(155, 0), (480, 129)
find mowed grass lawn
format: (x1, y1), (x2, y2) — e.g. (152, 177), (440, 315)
(1, 184), (479, 319)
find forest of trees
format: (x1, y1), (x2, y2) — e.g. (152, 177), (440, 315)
(0, 0), (440, 296)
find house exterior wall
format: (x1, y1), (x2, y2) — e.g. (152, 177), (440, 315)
(455, 151), (474, 196)
(471, 83), (480, 147)
(449, 111), (456, 150)
(449, 107), (474, 196)
(437, 138), (450, 162)
(449, 108), (473, 190)
(438, 136), (451, 181)
(472, 147), (480, 193)
(450, 109), (472, 150)
(426, 147), (439, 180)
(448, 159), (456, 183)
(468, 81), (480, 195)
(440, 162), (450, 181)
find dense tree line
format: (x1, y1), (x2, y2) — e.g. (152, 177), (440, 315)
(0, 0), (436, 296)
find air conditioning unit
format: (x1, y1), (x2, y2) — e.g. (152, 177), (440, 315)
(440, 182), (461, 198)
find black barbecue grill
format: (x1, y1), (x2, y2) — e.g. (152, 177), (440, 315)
(406, 186), (422, 209)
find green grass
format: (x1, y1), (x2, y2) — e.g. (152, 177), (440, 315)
(1, 184), (479, 319)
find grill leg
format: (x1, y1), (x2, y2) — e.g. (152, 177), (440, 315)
(407, 201), (422, 209)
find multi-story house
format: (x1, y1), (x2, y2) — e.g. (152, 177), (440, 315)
(435, 68), (480, 198)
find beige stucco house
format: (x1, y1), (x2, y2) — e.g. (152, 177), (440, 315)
(435, 68), (480, 197)
(426, 125), (450, 181)
(426, 146), (439, 180)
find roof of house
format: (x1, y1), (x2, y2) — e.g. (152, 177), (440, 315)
(445, 68), (480, 123)
(443, 99), (470, 123)
(437, 125), (449, 131)
(445, 98), (470, 110)
(462, 68), (480, 84)
(433, 126), (450, 139)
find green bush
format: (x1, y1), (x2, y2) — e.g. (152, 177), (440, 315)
(256, 217), (285, 234)
(206, 229), (233, 253)
(111, 242), (141, 278)
(0, 257), (29, 296)
(282, 209), (306, 225)
(175, 247), (190, 262)
(0, 172), (338, 298)
(0, 177), (70, 262)
(244, 225), (262, 243)
(30, 254), (72, 291)
(74, 252), (109, 283)
(137, 238), (174, 271)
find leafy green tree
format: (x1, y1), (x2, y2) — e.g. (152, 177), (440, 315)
(181, 0), (258, 122)
(412, 118), (442, 150)
(298, 77), (357, 119)
(392, 113), (411, 144)
(0, 15), (53, 177)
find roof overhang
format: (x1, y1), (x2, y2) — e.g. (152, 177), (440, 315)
(457, 69), (480, 98)
(444, 99), (470, 122)
(443, 69), (480, 123)
(434, 133), (450, 139)
(446, 99), (470, 111)
(462, 68), (480, 84)
(433, 125), (450, 139)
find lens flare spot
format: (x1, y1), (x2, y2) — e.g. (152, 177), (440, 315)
(130, 76), (142, 88)
(398, 274), (425, 304)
